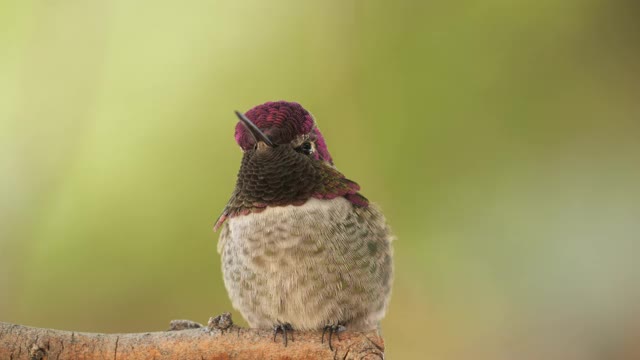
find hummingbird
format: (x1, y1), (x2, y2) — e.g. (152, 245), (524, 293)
(214, 101), (394, 349)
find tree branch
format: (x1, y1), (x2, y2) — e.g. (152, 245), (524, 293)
(0, 321), (384, 359)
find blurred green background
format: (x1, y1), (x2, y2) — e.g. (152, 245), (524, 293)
(1, 0), (639, 359)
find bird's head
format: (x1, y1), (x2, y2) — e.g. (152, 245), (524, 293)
(215, 101), (367, 230)
(234, 101), (333, 164)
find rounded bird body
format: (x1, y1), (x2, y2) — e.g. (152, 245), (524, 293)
(219, 197), (392, 330)
(216, 101), (393, 334)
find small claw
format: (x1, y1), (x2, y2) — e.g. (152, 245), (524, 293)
(321, 324), (345, 351)
(328, 329), (334, 351)
(284, 325), (288, 347)
(273, 323), (293, 347)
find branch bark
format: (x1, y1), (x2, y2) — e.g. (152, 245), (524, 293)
(0, 321), (384, 359)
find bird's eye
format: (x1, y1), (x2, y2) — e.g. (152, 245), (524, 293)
(296, 141), (314, 155)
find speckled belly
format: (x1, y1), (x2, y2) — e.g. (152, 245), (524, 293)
(218, 197), (393, 330)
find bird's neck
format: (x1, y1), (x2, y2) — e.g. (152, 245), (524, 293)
(214, 150), (368, 231)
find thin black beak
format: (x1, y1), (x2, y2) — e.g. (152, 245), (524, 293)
(234, 110), (275, 147)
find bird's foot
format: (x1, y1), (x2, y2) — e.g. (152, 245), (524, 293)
(322, 323), (346, 351)
(273, 322), (294, 347)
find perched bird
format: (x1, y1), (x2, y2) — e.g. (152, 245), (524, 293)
(214, 101), (394, 348)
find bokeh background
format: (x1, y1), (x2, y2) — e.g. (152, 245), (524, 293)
(1, 1), (639, 359)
